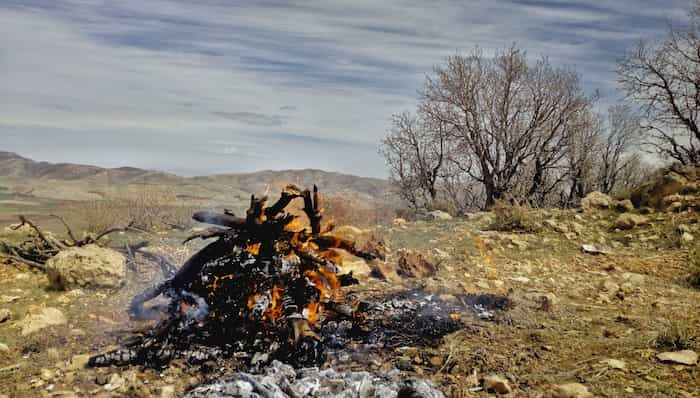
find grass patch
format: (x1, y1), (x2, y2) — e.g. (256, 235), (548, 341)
(488, 201), (541, 233)
(652, 322), (698, 351)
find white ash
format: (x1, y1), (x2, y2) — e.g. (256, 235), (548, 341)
(184, 360), (445, 398)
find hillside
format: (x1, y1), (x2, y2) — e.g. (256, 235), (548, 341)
(0, 151), (392, 204)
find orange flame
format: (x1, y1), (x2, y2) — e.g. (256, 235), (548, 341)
(263, 286), (283, 322)
(245, 242), (261, 256)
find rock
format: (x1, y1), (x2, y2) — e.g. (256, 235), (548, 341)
(600, 280), (620, 295)
(677, 224), (691, 234)
(483, 374), (512, 395)
(601, 358), (626, 370)
(396, 249), (438, 278)
(16, 306), (67, 336)
(103, 373), (125, 391)
(45, 244), (126, 290)
(614, 214), (648, 230)
(552, 383), (594, 398)
(432, 248), (450, 260)
(428, 210), (452, 221)
(656, 350), (698, 365)
(681, 232), (694, 243)
(0, 308), (10, 323)
(581, 244), (610, 255)
(614, 199), (634, 212)
(0, 342), (8, 352)
(393, 218), (408, 227)
(581, 191), (612, 212)
(510, 276), (531, 284)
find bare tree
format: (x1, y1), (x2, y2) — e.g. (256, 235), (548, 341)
(379, 112), (447, 211)
(598, 105), (642, 194)
(419, 46), (592, 208)
(618, 3), (700, 164)
(564, 112), (603, 205)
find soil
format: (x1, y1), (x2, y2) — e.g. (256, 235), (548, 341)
(0, 206), (699, 397)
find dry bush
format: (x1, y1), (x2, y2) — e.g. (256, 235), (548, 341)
(488, 201), (541, 233)
(652, 321), (698, 351)
(80, 187), (199, 233)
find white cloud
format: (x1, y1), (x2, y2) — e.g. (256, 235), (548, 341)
(0, 0), (691, 177)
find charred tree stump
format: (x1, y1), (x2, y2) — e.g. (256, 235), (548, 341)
(101, 184), (377, 369)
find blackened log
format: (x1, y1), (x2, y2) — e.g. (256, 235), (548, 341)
(193, 211), (246, 228)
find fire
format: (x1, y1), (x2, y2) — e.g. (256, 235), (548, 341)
(264, 286), (283, 322)
(244, 242), (261, 256)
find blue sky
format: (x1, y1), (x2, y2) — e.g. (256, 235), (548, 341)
(0, 0), (691, 177)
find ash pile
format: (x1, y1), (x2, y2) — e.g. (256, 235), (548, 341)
(184, 360), (445, 398)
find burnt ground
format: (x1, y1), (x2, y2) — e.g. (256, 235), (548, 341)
(1, 207), (699, 397)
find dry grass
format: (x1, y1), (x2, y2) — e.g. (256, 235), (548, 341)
(652, 321), (698, 351)
(488, 201), (541, 233)
(79, 187), (199, 233)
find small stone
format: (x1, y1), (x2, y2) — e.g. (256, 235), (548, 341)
(601, 358), (626, 370)
(103, 373), (124, 391)
(678, 224), (691, 234)
(552, 383), (594, 398)
(510, 276), (531, 284)
(428, 210), (452, 221)
(656, 350), (698, 366)
(429, 356), (443, 367)
(581, 244), (610, 255)
(681, 232), (694, 243)
(16, 307), (67, 336)
(614, 214), (648, 230)
(601, 279), (620, 294)
(0, 342), (9, 352)
(483, 374), (511, 395)
(581, 191), (612, 211)
(0, 308), (10, 323)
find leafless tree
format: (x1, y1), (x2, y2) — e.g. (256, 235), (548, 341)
(379, 112), (448, 211)
(419, 46), (592, 208)
(564, 112), (603, 205)
(618, 3), (700, 164)
(598, 105), (642, 194)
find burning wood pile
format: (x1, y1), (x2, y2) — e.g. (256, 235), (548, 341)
(90, 185), (379, 369)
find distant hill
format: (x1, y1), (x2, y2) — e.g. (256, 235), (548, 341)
(0, 151), (392, 205)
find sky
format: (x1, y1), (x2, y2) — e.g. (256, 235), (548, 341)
(0, 0), (692, 177)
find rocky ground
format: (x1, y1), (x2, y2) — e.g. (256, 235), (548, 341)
(0, 190), (699, 397)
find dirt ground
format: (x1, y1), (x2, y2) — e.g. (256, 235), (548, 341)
(0, 204), (698, 397)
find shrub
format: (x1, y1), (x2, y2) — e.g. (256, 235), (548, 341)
(652, 321), (697, 351)
(488, 201), (540, 233)
(80, 187), (199, 233)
